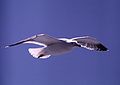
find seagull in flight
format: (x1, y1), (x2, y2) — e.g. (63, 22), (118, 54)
(6, 34), (108, 59)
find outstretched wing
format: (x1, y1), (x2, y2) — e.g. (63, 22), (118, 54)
(72, 36), (108, 51)
(6, 34), (60, 48)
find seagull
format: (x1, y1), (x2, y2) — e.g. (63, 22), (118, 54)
(6, 34), (108, 59)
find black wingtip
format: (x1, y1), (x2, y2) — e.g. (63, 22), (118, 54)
(5, 44), (18, 48)
(5, 44), (16, 48)
(5, 40), (27, 48)
(96, 44), (108, 51)
(5, 45), (9, 48)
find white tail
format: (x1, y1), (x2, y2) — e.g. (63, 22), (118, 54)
(28, 48), (50, 59)
(28, 48), (43, 58)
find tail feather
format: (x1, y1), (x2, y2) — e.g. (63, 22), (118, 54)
(28, 48), (50, 59)
(28, 48), (43, 58)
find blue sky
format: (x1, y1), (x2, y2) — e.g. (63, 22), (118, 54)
(0, 0), (120, 85)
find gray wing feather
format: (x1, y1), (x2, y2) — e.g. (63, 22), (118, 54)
(72, 36), (108, 51)
(6, 34), (60, 47)
(31, 34), (60, 45)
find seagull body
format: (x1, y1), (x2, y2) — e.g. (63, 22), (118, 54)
(6, 34), (108, 59)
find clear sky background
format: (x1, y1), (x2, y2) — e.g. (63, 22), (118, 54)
(0, 0), (120, 85)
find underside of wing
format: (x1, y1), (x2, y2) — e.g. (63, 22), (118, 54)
(72, 36), (108, 51)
